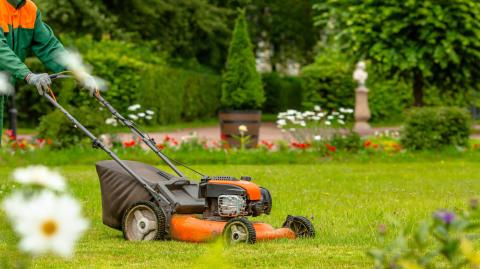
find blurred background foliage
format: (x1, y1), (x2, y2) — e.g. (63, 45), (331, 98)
(5, 0), (480, 131)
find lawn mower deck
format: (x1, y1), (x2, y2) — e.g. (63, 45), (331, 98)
(96, 160), (315, 244)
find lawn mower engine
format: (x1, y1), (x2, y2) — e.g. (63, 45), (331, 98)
(199, 176), (272, 220)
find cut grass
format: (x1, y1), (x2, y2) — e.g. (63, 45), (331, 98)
(1, 162), (479, 268)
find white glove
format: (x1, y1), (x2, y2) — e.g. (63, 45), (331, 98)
(26, 73), (52, 95)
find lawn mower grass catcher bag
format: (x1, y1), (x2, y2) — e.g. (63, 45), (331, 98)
(96, 160), (174, 230)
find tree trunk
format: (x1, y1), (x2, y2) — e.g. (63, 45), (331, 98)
(413, 72), (424, 107)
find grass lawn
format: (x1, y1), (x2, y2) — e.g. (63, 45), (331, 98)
(1, 162), (479, 268)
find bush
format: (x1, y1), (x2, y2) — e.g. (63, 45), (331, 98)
(262, 72), (302, 113)
(368, 73), (411, 123)
(401, 107), (471, 150)
(12, 35), (222, 131)
(37, 80), (111, 149)
(221, 9), (265, 110)
(138, 67), (221, 124)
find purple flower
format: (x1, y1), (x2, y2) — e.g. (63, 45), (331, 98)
(434, 210), (455, 225)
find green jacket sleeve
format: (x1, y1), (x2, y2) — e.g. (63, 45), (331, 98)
(0, 28), (31, 81)
(31, 10), (66, 73)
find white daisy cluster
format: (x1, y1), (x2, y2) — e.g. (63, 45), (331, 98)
(2, 166), (88, 258)
(0, 72), (14, 95)
(277, 106), (353, 129)
(127, 104), (155, 121)
(276, 105), (354, 143)
(57, 49), (108, 92)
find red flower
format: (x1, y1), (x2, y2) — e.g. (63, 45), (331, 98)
(325, 144), (336, 152)
(46, 139), (53, 145)
(171, 138), (179, 146)
(261, 140), (274, 150)
(373, 144), (379, 149)
(220, 134), (228, 141)
(5, 129), (15, 140)
(364, 140), (372, 148)
(291, 142), (311, 150)
(392, 143), (402, 151)
(123, 140), (136, 148)
(36, 138), (45, 144)
(156, 144), (165, 150)
(18, 141), (26, 149)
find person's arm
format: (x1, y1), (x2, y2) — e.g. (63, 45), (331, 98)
(31, 10), (66, 73)
(0, 28), (31, 80)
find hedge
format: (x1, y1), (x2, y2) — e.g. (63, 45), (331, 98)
(9, 35), (222, 130)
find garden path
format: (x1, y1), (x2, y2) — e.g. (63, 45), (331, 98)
(117, 122), (402, 143)
(17, 124), (480, 142)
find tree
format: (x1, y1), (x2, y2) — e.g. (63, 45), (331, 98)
(103, 0), (232, 69)
(221, 9), (264, 110)
(212, 0), (319, 69)
(314, 0), (480, 106)
(37, 0), (119, 39)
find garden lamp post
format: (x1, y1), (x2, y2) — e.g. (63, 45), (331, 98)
(353, 61), (371, 135)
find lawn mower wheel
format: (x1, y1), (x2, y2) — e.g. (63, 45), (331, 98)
(282, 215), (315, 238)
(222, 217), (256, 245)
(122, 200), (166, 241)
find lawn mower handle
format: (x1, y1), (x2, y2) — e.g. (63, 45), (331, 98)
(93, 94), (186, 178)
(42, 75), (170, 205)
(48, 73), (185, 178)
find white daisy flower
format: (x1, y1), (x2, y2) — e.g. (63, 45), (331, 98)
(0, 72), (14, 95)
(300, 121), (306, 127)
(338, 120), (345, 125)
(128, 114), (139, 120)
(314, 105), (321, 112)
(325, 121), (331, 126)
(276, 119), (286, 126)
(13, 166), (66, 191)
(138, 112), (146, 118)
(128, 104), (141, 111)
(145, 116), (153, 120)
(146, 110), (155, 115)
(238, 125), (248, 133)
(105, 118), (117, 126)
(314, 135), (322, 141)
(2, 191), (89, 258)
(287, 109), (297, 114)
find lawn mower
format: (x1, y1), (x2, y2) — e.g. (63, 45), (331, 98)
(45, 74), (315, 244)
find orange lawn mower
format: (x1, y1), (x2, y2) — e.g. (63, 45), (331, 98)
(45, 74), (315, 244)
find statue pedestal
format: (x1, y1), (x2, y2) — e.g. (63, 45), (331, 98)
(353, 86), (371, 135)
